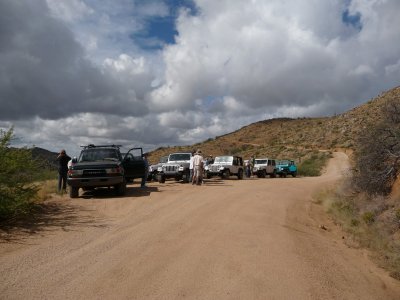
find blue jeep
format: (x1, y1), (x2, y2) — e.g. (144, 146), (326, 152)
(276, 160), (297, 177)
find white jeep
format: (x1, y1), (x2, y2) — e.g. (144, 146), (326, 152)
(157, 152), (191, 183)
(253, 158), (277, 178)
(206, 155), (244, 179)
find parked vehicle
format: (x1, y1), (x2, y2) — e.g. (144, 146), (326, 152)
(206, 155), (244, 179)
(149, 155), (168, 181)
(67, 144), (145, 198)
(276, 159), (297, 177)
(253, 158), (277, 178)
(157, 152), (192, 183)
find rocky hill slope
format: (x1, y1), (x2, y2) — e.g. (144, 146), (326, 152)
(147, 86), (399, 164)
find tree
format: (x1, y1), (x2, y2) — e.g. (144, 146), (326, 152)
(353, 97), (400, 195)
(0, 127), (40, 221)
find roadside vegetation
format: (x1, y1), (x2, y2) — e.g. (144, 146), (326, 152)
(0, 128), (56, 222)
(321, 94), (400, 280)
(297, 151), (332, 177)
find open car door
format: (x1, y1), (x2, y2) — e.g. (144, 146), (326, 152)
(122, 147), (146, 181)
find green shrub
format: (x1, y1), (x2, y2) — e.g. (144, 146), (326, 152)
(297, 152), (331, 176)
(0, 128), (41, 221)
(362, 211), (375, 225)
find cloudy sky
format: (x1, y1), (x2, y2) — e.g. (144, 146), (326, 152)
(1, 0), (400, 156)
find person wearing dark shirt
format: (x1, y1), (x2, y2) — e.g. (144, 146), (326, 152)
(56, 149), (71, 192)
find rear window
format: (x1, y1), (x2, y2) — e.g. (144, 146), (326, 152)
(79, 148), (120, 162)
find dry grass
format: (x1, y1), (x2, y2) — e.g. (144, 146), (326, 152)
(318, 183), (400, 280)
(36, 179), (59, 202)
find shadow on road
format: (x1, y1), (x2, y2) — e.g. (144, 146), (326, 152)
(0, 201), (106, 243)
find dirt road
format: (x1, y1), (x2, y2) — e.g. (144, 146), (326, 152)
(1, 152), (400, 299)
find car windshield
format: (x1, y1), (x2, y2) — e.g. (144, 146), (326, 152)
(169, 153), (191, 161)
(79, 148), (119, 162)
(214, 156), (233, 163)
(279, 160), (290, 165)
(255, 159), (268, 164)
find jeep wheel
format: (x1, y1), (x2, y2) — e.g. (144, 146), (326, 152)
(115, 181), (126, 196)
(69, 187), (79, 198)
(291, 172), (297, 177)
(158, 174), (166, 183)
(206, 172), (212, 179)
(237, 169), (243, 180)
(262, 170), (266, 178)
(270, 171), (277, 178)
(223, 169), (230, 179)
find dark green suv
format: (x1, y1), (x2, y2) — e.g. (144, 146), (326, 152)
(67, 145), (145, 198)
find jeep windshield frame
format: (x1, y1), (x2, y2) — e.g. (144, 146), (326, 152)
(214, 156), (233, 163)
(255, 159), (268, 164)
(168, 153), (191, 162)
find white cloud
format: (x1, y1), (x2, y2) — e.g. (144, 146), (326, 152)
(2, 0), (400, 153)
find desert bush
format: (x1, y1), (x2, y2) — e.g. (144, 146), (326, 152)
(0, 128), (41, 221)
(362, 211), (375, 225)
(297, 152), (331, 176)
(353, 97), (400, 195)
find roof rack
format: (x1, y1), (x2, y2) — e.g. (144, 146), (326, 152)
(80, 144), (122, 149)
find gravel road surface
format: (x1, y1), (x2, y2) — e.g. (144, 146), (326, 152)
(1, 152), (399, 299)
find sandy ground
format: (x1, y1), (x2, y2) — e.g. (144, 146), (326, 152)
(1, 152), (400, 299)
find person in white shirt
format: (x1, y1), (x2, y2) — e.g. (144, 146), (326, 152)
(189, 150), (195, 182)
(192, 149), (204, 185)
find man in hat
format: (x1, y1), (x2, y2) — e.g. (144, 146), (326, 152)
(192, 149), (204, 185)
(56, 149), (71, 192)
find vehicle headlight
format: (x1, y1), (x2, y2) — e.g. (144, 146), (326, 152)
(178, 166), (184, 171)
(158, 166), (163, 172)
(204, 166), (209, 171)
(219, 166), (225, 171)
(68, 169), (83, 177)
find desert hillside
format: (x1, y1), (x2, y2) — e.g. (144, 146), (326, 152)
(147, 86), (399, 164)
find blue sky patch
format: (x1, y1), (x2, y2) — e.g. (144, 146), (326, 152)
(133, 0), (198, 50)
(342, 9), (362, 31)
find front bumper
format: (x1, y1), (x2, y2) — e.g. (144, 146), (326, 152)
(67, 176), (124, 188)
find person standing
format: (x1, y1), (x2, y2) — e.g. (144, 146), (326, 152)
(189, 150), (195, 182)
(56, 149), (71, 193)
(141, 153), (149, 188)
(245, 160), (251, 178)
(192, 149), (204, 185)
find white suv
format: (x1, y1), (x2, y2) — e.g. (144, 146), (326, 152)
(253, 158), (277, 178)
(206, 155), (244, 179)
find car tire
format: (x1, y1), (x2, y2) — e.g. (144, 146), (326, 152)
(115, 181), (126, 196)
(223, 169), (230, 179)
(69, 186), (79, 198)
(237, 169), (243, 180)
(159, 174), (166, 183)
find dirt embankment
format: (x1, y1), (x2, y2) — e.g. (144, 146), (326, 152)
(1, 152), (399, 299)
